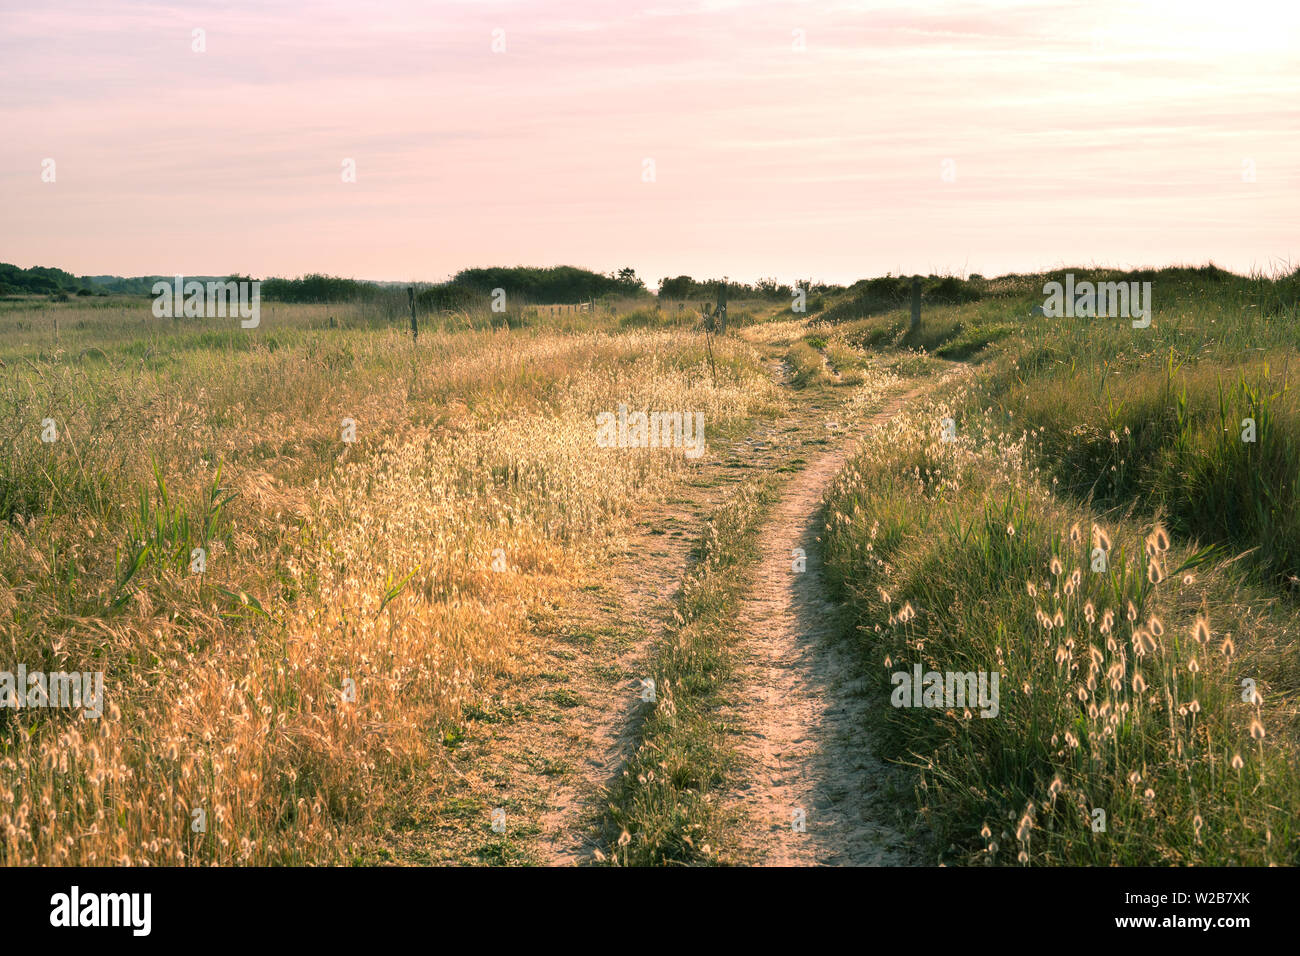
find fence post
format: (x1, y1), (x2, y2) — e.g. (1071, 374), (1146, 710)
(910, 276), (921, 334)
(408, 286), (418, 340)
(716, 280), (728, 334)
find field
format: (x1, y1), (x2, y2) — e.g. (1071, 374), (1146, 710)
(0, 269), (1296, 866)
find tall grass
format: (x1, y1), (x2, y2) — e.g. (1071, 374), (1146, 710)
(0, 299), (777, 864)
(820, 266), (1300, 864)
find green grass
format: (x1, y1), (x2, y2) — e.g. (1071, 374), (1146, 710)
(784, 340), (832, 388)
(603, 477), (773, 865)
(819, 266), (1300, 865)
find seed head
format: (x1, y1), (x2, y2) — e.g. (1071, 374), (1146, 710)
(1151, 525), (1170, 552)
(1193, 616), (1211, 646)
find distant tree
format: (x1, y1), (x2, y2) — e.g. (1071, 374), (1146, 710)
(614, 267), (644, 292)
(755, 276), (791, 298)
(657, 276), (697, 299)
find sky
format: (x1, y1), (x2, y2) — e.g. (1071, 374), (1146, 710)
(2, 0), (1298, 288)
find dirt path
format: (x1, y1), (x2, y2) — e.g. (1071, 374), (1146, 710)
(383, 326), (943, 866)
(722, 382), (932, 866)
(395, 376), (838, 866)
(533, 491), (712, 865)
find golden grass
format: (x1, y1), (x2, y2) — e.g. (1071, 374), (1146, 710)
(0, 301), (777, 864)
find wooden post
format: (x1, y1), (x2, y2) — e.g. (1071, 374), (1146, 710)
(408, 286), (418, 340)
(910, 275), (921, 334)
(704, 327), (718, 389)
(716, 280), (727, 334)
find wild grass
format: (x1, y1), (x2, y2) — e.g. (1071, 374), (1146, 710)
(0, 298), (777, 864)
(603, 477), (773, 866)
(821, 267), (1300, 865)
(784, 341), (832, 389)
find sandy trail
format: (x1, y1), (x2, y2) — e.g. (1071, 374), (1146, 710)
(535, 498), (704, 865)
(724, 383), (929, 866)
(535, 395), (807, 865)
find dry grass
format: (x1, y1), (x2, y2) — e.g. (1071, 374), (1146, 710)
(0, 298), (777, 864)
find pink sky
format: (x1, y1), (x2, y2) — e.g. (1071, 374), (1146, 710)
(2, 0), (1298, 287)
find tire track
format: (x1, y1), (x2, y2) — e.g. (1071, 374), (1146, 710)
(722, 381), (933, 866)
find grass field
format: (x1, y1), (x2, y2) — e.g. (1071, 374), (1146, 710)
(1, 268), (1296, 866)
(0, 294), (780, 864)
(820, 267), (1299, 865)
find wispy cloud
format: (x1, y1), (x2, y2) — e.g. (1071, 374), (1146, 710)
(1, 0), (1296, 283)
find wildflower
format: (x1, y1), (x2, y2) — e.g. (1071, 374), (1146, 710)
(1132, 672), (1147, 694)
(1187, 657), (1199, 674)
(1026, 582), (1037, 598)
(1126, 601), (1137, 622)
(1093, 525), (1112, 551)
(1048, 777), (1063, 799)
(1147, 615), (1164, 637)
(1070, 524), (1081, 544)
(1051, 557), (1063, 576)
(1006, 523), (1016, 536)
(1084, 601), (1095, 623)
(1147, 560), (1164, 584)
(1250, 719), (1265, 741)
(1053, 610), (1065, 628)
(1221, 636), (1235, 660)
(1231, 754), (1244, 771)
